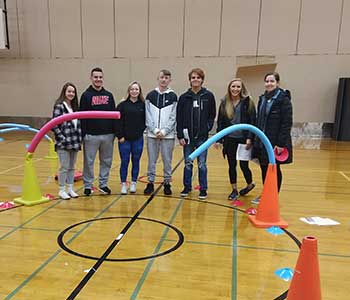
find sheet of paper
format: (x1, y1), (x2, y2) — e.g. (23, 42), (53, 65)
(236, 143), (252, 161)
(299, 216), (340, 226)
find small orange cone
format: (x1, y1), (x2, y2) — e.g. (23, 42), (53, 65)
(248, 164), (288, 228)
(287, 236), (322, 300)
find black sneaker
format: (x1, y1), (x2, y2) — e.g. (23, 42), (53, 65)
(198, 189), (207, 200)
(144, 182), (154, 195)
(84, 188), (92, 196)
(228, 189), (238, 200)
(180, 186), (191, 197)
(99, 186), (111, 195)
(239, 183), (256, 196)
(164, 183), (172, 195)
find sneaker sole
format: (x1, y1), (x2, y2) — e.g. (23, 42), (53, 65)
(198, 196), (207, 200)
(98, 188), (111, 195)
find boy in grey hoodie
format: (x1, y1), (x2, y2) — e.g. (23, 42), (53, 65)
(144, 70), (177, 195)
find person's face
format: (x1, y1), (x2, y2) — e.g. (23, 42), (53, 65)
(190, 72), (203, 88)
(264, 75), (278, 92)
(90, 71), (104, 89)
(129, 83), (140, 99)
(158, 72), (171, 89)
(65, 85), (76, 101)
(230, 80), (242, 98)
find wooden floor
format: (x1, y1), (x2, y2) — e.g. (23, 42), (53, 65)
(1, 132), (350, 300)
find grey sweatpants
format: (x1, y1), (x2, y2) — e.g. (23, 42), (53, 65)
(83, 134), (115, 188)
(147, 137), (175, 183)
(57, 149), (78, 186)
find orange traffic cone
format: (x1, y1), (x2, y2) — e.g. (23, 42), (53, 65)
(287, 236), (322, 300)
(248, 164), (288, 228)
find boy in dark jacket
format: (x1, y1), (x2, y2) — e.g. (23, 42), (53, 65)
(176, 68), (216, 199)
(79, 67), (116, 196)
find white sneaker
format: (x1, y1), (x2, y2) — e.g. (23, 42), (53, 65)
(129, 181), (137, 193)
(68, 190), (79, 198)
(121, 182), (128, 195)
(67, 185), (79, 198)
(59, 190), (70, 200)
(251, 196), (261, 205)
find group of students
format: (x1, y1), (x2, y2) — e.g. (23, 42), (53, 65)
(52, 67), (293, 202)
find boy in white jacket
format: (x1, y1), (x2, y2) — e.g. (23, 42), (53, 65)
(144, 70), (177, 195)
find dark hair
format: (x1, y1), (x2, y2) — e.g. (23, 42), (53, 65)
(90, 67), (103, 76)
(188, 68), (205, 81)
(55, 82), (79, 112)
(264, 72), (280, 83)
(159, 69), (171, 77)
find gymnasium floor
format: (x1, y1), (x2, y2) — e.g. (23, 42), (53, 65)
(0, 132), (349, 300)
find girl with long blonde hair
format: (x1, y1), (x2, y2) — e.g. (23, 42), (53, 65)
(215, 78), (256, 200)
(116, 81), (146, 194)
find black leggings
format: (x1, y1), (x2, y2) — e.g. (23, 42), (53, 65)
(260, 164), (282, 192)
(226, 138), (253, 185)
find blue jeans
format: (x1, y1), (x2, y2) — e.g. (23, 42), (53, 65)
(118, 137), (144, 182)
(183, 139), (208, 190)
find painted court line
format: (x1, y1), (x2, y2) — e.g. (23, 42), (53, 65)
(164, 239), (350, 259)
(339, 171), (350, 182)
(231, 210), (237, 300)
(0, 158), (42, 175)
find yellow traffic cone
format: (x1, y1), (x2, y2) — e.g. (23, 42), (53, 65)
(45, 140), (58, 159)
(45, 140), (58, 178)
(14, 153), (49, 206)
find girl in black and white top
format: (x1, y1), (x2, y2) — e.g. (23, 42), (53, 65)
(52, 82), (82, 200)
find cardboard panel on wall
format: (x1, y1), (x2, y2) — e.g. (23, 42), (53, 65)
(236, 64), (276, 102)
(149, 0), (183, 57)
(17, 0), (51, 58)
(184, 0), (221, 57)
(338, 0), (350, 54)
(115, 0), (148, 58)
(298, 0), (342, 54)
(220, 0), (260, 57)
(258, 0), (300, 55)
(49, 0), (82, 58)
(82, 0), (115, 58)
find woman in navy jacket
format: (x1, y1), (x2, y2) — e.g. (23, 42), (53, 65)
(253, 72), (293, 198)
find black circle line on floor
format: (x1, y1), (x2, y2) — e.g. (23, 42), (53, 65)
(57, 216), (184, 262)
(64, 157), (184, 300)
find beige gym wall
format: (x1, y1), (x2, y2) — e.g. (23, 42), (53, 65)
(0, 0), (350, 124)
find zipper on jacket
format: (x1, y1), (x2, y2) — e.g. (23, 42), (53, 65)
(157, 93), (161, 129)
